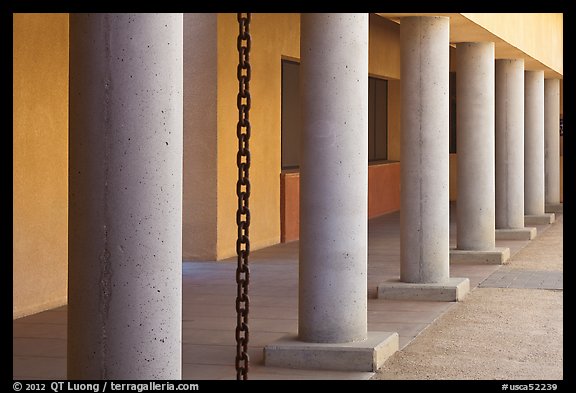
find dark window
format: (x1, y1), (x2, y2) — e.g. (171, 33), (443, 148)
(281, 60), (388, 169)
(449, 71), (457, 153)
(369, 77), (388, 162)
(281, 60), (301, 169)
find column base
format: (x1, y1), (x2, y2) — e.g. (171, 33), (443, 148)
(525, 213), (555, 225)
(545, 203), (563, 213)
(264, 331), (399, 372)
(450, 247), (510, 265)
(495, 227), (537, 240)
(377, 277), (470, 302)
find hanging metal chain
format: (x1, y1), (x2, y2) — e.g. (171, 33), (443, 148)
(235, 12), (251, 381)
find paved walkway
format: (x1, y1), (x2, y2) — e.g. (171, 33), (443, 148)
(480, 269), (562, 290)
(374, 214), (563, 380)
(13, 209), (556, 380)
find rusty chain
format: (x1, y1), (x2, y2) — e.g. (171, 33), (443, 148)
(235, 12), (251, 381)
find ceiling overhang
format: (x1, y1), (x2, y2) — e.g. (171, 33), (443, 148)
(376, 13), (562, 79)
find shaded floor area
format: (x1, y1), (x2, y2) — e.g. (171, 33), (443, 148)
(13, 209), (554, 380)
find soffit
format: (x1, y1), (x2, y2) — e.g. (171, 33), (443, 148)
(376, 13), (562, 79)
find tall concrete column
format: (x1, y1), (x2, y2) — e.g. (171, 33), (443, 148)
(265, 13), (398, 372)
(450, 42), (510, 265)
(544, 78), (562, 212)
(379, 16), (469, 301)
(298, 12), (368, 345)
(524, 71), (555, 225)
(495, 59), (536, 240)
(68, 14), (183, 379)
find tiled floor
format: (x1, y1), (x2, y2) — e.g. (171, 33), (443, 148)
(480, 269), (563, 290)
(13, 209), (553, 380)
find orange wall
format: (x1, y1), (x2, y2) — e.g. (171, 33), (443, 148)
(13, 14), (69, 318)
(280, 171), (300, 243)
(368, 163), (401, 218)
(280, 163), (401, 242)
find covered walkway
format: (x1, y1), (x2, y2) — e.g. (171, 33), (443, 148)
(13, 207), (556, 380)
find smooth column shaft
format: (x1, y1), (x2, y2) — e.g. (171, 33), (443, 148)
(544, 79), (561, 204)
(495, 59), (525, 229)
(524, 71), (545, 215)
(299, 13), (369, 343)
(456, 42), (496, 250)
(400, 16), (450, 283)
(68, 13), (183, 379)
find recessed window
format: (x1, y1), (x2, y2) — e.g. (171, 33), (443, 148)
(281, 60), (388, 169)
(449, 71), (457, 153)
(368, 76), (388, 162)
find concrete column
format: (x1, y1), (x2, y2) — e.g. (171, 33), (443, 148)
(298, 12), (368, 344)
(265, 13), (398, 372)
(456, 43), (496, 250)
(183, 13), (218, 260)
(544, 78), (562, 212)
(68, 14), (183, 379)
(450, 42), (510, 265)
(379, 16), (469, 301)
(495, 59), (536, 240)
(401, 16), (449, 283)
(524, 71), (555, 225)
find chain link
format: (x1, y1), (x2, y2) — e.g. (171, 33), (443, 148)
(235, 12), (251, 381)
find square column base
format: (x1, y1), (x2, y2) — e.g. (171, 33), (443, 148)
(377, 277), (470, 302)
(264, 331), (399, 372)
(495, 227), (537, 240)
(545, 203), (563, 213)
(525, 213), (555, 225)
(450, 247), (510, 265)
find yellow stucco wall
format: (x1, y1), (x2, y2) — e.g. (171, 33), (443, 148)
(461, 13), (563, 76)
(216, 14), (301, 259)
(369, 14), (400, 79)
(13, 14), (69, 318)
